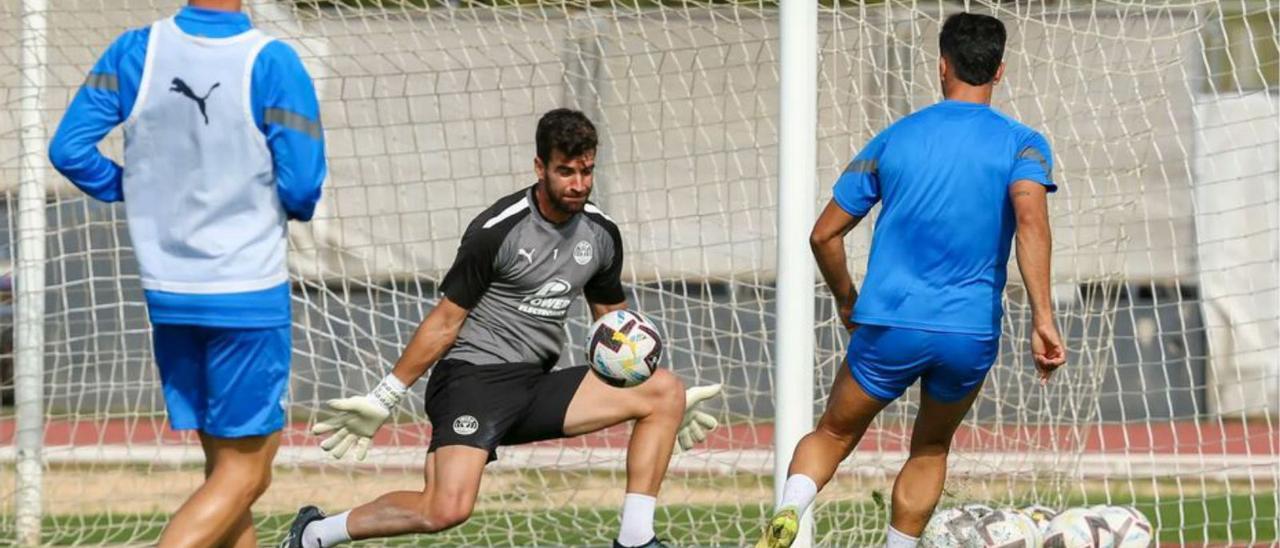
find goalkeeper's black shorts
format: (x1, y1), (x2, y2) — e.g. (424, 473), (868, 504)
(424, 359), (589, 462)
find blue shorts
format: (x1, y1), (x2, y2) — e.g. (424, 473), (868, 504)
(152, 324), (291, 438)
(847, 325), (999, 403)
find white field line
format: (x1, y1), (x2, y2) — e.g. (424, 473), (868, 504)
(2, 446), (1275, 481)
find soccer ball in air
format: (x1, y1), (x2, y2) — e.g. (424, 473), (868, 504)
(1044, 507), (1114, 548)
(586, 309), (663, 387)
(921, 507), (979, 548)
(1093, 506), (1153, 548)
(967, 509), (1042, 548)
(1018, 504), (1059, 535)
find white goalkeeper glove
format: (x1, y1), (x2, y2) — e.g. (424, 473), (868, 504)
(675, 383), (722, 453)
(312, 374), (407, 461)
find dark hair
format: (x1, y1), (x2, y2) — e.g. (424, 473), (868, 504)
(939, 12), (1007, 86)
(536, 108), (598, 164)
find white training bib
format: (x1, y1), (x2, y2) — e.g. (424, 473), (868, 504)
(122, 18), (285, 294)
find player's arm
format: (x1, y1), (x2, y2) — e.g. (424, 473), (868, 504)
(314, 220), (498, 460)
(48, 31), (141, 202)
(1010, 132), (1065, 382)
(312, 298), (468, 461)
(585, 217), (628, 321)
(1011, 182), (1065, 381)
(590, 300), (627, 321)
(253, 41), (326, 222)
(817, 135), (884, 330)
(388, 297), (469, 387)
(1011, 183), (1052, 326)
(810, 200), (865, 330)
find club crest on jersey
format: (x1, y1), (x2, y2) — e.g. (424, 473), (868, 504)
(573, 240), (593, 265)
(453, 415), (479, 436)
(519, 277), (574, 318)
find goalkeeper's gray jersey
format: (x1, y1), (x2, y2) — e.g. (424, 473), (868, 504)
(439, 185), (625, 367)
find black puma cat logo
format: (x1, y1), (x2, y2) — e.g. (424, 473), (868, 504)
(169, 77), (220, 125)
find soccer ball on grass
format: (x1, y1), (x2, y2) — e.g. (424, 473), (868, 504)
(1044, 507), (1114, 548)
(1092, 505), (1153, 548)
(968, 509), (1041, 547)
(921, 507), (979, 548)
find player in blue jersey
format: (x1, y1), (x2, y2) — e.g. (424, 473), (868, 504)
(48, 1), (325, 546)
(756, 13), (1066, 548)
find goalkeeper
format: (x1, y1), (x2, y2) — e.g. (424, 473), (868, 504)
(47, 1), (325, 547)
(756, 13), (1066, 548)
(281, 109), (722, 548)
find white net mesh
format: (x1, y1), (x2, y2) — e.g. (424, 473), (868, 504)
(0, 0), (1275, 546)
(813, 2), (1278, 545)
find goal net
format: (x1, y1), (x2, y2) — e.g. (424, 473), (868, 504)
(0, 0), (1275, 546)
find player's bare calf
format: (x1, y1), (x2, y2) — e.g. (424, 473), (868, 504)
(330, 369), (685, 540)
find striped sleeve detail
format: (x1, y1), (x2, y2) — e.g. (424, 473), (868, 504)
(84, 72), (119, 92)
(844, 158), (877, 175)
(1017, 146), (1052, 181)
(482, 198), (531, 229)
(263, 107), (322, 140)
(583, 202), (615, 223)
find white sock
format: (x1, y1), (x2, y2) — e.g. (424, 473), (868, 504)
(885, 525), (919, 548)
(302, 510), (351, 548)
(778, 474), (818, 515)
(617, 493), (657, 546)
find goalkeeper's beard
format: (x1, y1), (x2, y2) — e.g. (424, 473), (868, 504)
(540, 178), (589, 216)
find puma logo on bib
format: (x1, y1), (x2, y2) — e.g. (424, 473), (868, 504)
(169, 77), (220, 125)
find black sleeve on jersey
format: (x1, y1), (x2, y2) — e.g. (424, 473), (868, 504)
(439, 230), (500, 309)
(440, 194), (528, 309)
(583, 212), (626, 305)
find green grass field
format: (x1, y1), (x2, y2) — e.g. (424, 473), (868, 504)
(3, 492), (1274, 546)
